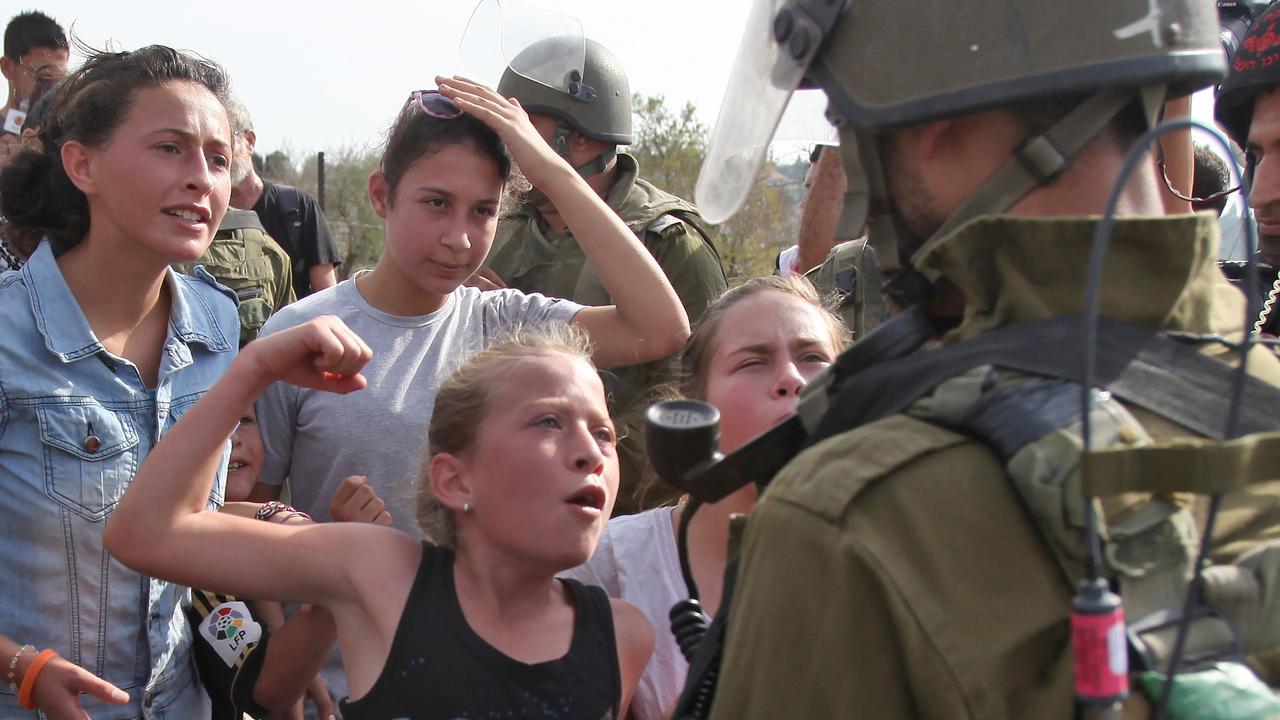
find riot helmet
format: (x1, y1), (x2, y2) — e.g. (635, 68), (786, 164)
(698, 0), (1225, 289)
(498, 37), (632, 178)
(1217, 0), (1280, 148)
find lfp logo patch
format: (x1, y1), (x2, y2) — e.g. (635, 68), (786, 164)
(198, 601), (263, 668)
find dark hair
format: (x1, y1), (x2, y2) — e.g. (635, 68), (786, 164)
(1192, 143), (1231, 216)
(3, 11), (66, 60)
(0, 45), (230, 256)
(380, 96), (513, 204)
(20, 78), (60, 132)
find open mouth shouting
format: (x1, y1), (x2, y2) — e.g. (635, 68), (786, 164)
(565, 483), (607, 518)
(163, 204), (211, 227)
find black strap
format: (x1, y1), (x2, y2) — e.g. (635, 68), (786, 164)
(272, 185), (307, 278)
(812, 314), (1280, 446)
(665, 311), (1280, 505)
(274, 184), (304, 216)
(216, 209), (266, 234)
(671, 556), (739, 720)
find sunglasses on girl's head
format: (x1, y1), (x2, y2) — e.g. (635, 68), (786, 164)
(409, 90), (463, 119)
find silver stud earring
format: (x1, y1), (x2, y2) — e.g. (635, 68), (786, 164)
(463, 500), (472, 514)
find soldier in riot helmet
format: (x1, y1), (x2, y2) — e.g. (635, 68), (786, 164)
(486, 37), (728, 513)
(682, 0), (1280, 717)
(1216, 0), (1280, 335)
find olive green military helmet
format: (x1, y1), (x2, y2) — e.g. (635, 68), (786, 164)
(698, 0), (1226, 230)
(498, 37), (632, 145)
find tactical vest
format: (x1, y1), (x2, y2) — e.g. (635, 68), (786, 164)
(175, 210), (295, 347)
(913, 361), (1280, 714)
(804, 311), (1280, 712)
(805, 237), (887, 338)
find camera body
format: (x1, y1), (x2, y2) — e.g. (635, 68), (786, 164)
(1219, 1), (1270, 61)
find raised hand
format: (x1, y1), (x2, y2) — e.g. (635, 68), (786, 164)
(245, 316), (373, 393)
(30, 655), (129, 720)
(436, 75), (570, 191)
(330, 475), (393, 526)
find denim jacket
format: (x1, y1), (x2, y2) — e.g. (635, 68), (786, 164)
(0, 242), (238, 719)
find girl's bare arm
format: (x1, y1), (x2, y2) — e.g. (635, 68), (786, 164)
(610, 598), (656, 719)
(438, 76), (690, 369)
(103, 317), (389, 608)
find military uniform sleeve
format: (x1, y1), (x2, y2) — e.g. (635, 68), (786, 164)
(486, 219), (526, 283)
(709, 488), (917, 719)
(644, 221), (728, 325)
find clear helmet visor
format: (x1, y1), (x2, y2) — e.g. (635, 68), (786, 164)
(460, 0), (585, 92)
(696, 0), (811, 224)
(773, 89), (840, 152)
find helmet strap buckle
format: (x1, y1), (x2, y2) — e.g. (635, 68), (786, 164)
(552, 123), (574, 160)
(574, 148), (617, 180)
(1013, 130), (1071, 184)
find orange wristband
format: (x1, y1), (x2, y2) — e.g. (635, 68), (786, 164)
(17, 649), (57, 710)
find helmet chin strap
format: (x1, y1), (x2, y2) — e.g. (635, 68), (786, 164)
(526, 121), (618, 209)
(839, 86), (1165, 313)
(837, 128), (932, 312)
(911, 86), (1165, 278)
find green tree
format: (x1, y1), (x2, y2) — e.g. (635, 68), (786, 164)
(629, 93), (802, 283)
(266, 146), (383, 280)
(260, 150), (301, 187)
(299, 146), (383, 279)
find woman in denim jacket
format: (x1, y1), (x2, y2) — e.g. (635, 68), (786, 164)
(0, 46), (239, 719)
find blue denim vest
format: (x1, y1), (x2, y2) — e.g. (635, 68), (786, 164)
(0, 243), (238, 718)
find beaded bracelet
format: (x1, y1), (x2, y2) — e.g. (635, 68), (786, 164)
(254, 500), (295, 522)
(6, 644), (34, 694)
(254, 500), (311, 524)
(18, 649), (57, 709)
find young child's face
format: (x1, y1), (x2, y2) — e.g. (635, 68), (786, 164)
(374, 142), (503, 299)
(464, 354), (618, 570)
(226, 407), (265, 502)
(703, 290), (838, 455)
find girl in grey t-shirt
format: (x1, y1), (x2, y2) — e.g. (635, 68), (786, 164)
(248, 78), (690, 711)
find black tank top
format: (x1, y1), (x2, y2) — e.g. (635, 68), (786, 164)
(340, 543), (621, 720)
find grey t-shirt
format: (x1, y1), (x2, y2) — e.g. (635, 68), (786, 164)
(254, 276), (583, 537)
